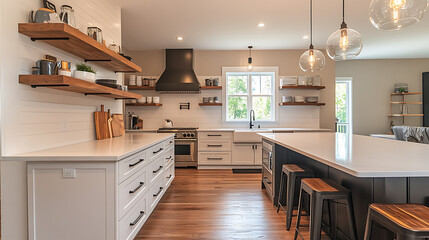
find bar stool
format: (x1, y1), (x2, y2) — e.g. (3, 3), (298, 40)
(364, 203), (429, 240)
(294, 178), (357, 240)
(277, 164), (314, 230)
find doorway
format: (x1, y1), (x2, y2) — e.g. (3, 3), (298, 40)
(336, 78), (353, 133)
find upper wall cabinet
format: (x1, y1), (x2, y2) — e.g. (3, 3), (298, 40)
(18, 23), (141, 73)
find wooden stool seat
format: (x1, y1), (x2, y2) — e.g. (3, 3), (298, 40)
(364, 204), (429, 240)
(277, 164), (314, 230)
(295, 178), (357, 240)
(301, 178), (350, 194)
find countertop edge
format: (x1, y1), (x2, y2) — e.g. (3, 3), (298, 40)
(1, 133), (174, 162)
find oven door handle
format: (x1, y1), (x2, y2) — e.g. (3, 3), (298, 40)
(174, 139), (197, 142)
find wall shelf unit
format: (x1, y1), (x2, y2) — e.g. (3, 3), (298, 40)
(389, 92), (423, 125)
(279, 102), (325, 106)
(280, 86), (325, 90)
(128, 86), (156, 90)
(19, 75), (142, 100)
(199, 103), (222, 106)
(201, 86), (222, 90)
(18, 23), (141, 73)
(126, 103), (162, 106)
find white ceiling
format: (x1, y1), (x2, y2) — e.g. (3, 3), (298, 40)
(121, 0), (429, 59)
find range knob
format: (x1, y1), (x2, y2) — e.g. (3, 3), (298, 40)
(185, 133), (191, 138)
(190, 133), (195, 137)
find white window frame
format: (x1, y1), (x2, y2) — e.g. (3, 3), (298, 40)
(335, 77), (353, 134)
(222, 67), (279, 123)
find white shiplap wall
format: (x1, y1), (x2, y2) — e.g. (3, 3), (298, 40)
(1, 0), (123, 155)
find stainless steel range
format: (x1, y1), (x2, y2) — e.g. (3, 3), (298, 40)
(157, 128), (198, 167)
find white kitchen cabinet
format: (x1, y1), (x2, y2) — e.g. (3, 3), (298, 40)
(198, 131), (234, 167)
(26, 135), (174, 240)
(232, 144), (262, 166)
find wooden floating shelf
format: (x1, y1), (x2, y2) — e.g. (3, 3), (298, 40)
(280, 85), (325, 90)
(199, 103), (222, 106)
(390, 102), (423, 104)
(18, 23), (141, 73)
(388, 114), (424, 117)
(391, 92), (422, 95)
(201, 86), (222, 90)
(279, 102), (325, 106)
(126, 103), (162, 106)
(19, 75), (142, 100)
(128, 86), (156, 90)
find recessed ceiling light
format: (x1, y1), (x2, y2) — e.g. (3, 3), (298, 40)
(303, 35), (309, 39)
(176, 36), (184, 41)
(258, 23), (265, 27)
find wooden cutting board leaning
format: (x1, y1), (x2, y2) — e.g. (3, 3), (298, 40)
(111, 114), (125, 137)
(94, 105), (110, 140)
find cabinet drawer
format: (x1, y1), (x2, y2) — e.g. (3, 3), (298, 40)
(148, 177), (165, 215)
(198, 140), (232, 152)
(148, 142), (165, 160)
(198, 152), (232, 165)
(118, 168), (148, 220)
(163, 163), (175, 188)
(199, 131), (233, 140)
(164, 138), (174, 150)
(147, 156), (165, 186)
(164, 147), (174, 167)
(118, 192), (147, 240)
(119, 150), (148, 183)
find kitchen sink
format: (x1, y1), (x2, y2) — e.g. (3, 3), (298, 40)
(233, 129), (272, 143)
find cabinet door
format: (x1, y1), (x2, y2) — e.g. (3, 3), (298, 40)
(232, 144), (255, 165)
(27, 162), (115, 240)
(254, 144), (262, 166)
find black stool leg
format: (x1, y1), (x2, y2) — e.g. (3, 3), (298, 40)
(346, 194), (358, 240)
(328, 200), (337, 240)
(309, 194), (324, 240)
(277, 172), (285, 213)
(294, 186), (304, 240)
(363, 210), (373, 240)
(286, 173), (296, 230)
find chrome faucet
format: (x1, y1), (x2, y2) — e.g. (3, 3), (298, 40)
(250, 110), (255, 129)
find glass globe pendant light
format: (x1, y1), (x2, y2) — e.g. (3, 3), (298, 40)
(326, 0), (363, 61)
(299, 0), (325, 72)
(247, 46), (253, 71)
(369, 0), (428, 30)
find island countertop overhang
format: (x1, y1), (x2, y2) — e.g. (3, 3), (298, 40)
(259, 132), (429, 178)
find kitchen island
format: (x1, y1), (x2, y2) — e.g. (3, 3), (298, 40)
(259, 132), (429, 240)
(1, 133), (175, 240)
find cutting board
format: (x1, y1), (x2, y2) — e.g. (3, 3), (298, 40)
(94, 105), (110, 140)
(111, 114), (125, 137)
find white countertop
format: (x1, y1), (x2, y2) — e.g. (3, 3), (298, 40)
(259, 132), (429, 178)
(198, 128), (332, 132)
(2, 133), (174, 161)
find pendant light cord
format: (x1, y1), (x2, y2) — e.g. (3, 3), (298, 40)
(310, 0), (313, 45)
(343, 0), (345, 22)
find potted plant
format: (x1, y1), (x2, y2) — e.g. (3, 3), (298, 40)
(73, 63), (96, 82)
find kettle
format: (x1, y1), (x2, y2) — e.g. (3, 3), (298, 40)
(164, 119), (173, 128)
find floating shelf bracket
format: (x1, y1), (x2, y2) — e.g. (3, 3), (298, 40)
(31, 84), (70, 88)
(114, 71), (139, 73)
(31, 37), (70, 41)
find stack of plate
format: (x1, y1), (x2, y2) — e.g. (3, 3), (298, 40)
(306, 96), (319, 103)
(282, 96), (294, 103)
(96, 79), (122, 89)
(294, 96), (305, 103)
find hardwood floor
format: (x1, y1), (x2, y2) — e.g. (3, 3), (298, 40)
(135, 169), (329, 240)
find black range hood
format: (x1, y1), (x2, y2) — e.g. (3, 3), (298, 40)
(156, 49), (200, 94)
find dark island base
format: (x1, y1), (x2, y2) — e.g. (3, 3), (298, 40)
(268, 144), (429, 240)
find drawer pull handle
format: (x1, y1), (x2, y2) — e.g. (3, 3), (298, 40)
(169, 141), (173, 144)
(130, 211), (145, 226)
(153, 187), (163, 197)
(207, 158), (223, 160)
(129, 182), (144, 194)
(208, 134), (222, 137)
(207, 144), (222, 147)
(166, 156), (173, 160)
(129, 159), (144, 167)
(264, 177), (272, 184)
(167, 175), (172, 179)
(153, 166), (163, 173)
(153, 148), (164, 154)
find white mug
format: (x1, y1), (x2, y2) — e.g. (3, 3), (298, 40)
(136, 76), (142, 86)
(153, 96), (160, 104)
(147, 96), (153, 104)
(138, 97), (146, 103)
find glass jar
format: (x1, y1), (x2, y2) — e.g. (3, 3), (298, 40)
(87, 27), (103, 43)
(60, 5), (76, 28)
